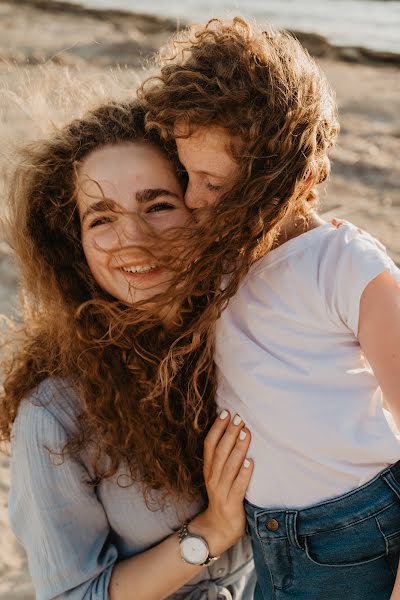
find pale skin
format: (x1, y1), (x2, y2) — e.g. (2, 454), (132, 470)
(78, 141), (190, 306)
(76, 141), (255, 600)
(176, 124), (400, 598)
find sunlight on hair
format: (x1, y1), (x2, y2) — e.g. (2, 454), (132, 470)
(0, 64), (142, 217)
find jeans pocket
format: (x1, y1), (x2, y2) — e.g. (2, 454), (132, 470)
(304, 514), (387, 567)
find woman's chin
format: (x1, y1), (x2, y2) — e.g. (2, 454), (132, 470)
(103, 269), (172, 306)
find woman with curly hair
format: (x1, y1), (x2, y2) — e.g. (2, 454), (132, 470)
(0, 100), (256, 599)
(141, 17), (400, 599)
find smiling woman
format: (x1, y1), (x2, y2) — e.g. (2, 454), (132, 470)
(0, 100), (255, 599)
(77, 141), (190, 305)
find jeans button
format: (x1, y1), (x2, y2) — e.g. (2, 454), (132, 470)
(266, 518), (279, 531)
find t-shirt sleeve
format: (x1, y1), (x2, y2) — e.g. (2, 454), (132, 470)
(327, 225), (400, 337)
(9, 398), (118, 600)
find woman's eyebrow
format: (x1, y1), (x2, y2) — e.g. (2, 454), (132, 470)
(81, 198), (119, 222)
(135, 188), (180, 203)
(81, 189), (180, 222)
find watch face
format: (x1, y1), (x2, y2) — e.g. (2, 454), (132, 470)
(181, 535), (209, 565)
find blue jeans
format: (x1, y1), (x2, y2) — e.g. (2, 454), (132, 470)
(245, 462), (400, 599)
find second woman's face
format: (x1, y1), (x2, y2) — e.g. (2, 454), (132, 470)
(77, 141), (190, 305)
(175, 125), (237, 210)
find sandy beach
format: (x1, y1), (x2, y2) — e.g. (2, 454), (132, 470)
(0, 1), (399, 597)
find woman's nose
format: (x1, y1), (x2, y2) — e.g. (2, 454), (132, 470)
(184, 181), (207, 209)
(120, 213), (149, 243)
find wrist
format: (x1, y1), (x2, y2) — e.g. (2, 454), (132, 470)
(189, 510), (234, 557)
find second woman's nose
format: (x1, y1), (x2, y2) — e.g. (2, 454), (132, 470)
(184, 181), (208, 210)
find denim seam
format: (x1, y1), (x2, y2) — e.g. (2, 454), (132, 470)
(250, 515), (277, 596)
(303, 500), (397, 537)
(282, 539), (294, 591)
(377, 516), (400, 579)
(286, 511), (302, 549)
(375, 509), (400, 542)
(257, 534), (287, 541)
(273, 540), (293, 591)
(375, 516), (389, 554)
(256, 537), (276, 592)
(383, 472), (400, 501)
(384, 531), (400, 541)
(254, 530), (293, 591)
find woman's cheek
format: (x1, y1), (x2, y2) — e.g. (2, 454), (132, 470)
(89, 226), (120, 251)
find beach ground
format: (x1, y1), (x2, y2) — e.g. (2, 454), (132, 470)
(0, 1), (399, 598)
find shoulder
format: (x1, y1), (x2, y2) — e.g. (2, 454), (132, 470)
(10, 378), (95, 504)
(319, 220), (399, 333)
(13, 377), (81, 443)
(319, 220), (397, 280)
(324, 220), (387, 253)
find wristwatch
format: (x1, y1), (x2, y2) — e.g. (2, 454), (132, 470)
(178, 521), (220, 566)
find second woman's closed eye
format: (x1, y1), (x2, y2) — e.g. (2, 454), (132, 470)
(205, 182), (222, 192)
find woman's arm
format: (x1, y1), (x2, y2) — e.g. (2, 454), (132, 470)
(358, 270), (400, 426)
(10, 394), (252, 600)
(391, 569), (400, 600)
(358, 270), (400, 600)
(109, 410), (253, 600)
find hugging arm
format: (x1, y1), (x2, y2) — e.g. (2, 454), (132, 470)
(358, 271), (400, 432)
(109, 410), (253, 600)
(358, 270), (400, 600)
(9, 399), (252, 600)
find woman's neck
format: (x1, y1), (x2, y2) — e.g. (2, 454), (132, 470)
(274, 210), (326, 248)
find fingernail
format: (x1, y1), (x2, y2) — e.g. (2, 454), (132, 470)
(239, 430), (247, 441)
(219, 409), (229, 420)
(233, 414), (242, 426)
(243, 459), (251, 469)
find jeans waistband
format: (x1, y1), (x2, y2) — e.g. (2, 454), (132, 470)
(245, 461), (400, 537)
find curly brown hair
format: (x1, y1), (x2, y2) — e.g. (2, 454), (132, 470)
(134, 18), (342, 430)
(140, 16), (339, 285)
(0, 99), (216, 507)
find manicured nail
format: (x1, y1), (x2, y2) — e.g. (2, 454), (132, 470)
(239, 430), (247, 441)
(219, 409), (229, 420)
(243, 459), (251, 469)
(233, 414), (242, 426)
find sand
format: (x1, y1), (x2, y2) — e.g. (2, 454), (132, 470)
(0, 1), (399, 597)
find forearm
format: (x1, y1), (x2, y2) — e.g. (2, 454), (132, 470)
(109, 410), (253, 600)
(108, 511), (228, 600)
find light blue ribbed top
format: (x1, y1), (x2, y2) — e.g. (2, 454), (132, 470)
(8, 378), (254, 600)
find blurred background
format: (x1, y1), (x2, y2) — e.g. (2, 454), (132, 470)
(0, 1), (399, 598)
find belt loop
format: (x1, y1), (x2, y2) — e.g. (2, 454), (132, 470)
(382, 471), (400, 500)
(286, 510), (302, 549)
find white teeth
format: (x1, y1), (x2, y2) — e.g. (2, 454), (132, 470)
(121, 264), (157, 274)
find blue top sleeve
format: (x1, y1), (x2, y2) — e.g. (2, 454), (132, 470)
(9, 399), (118, 600)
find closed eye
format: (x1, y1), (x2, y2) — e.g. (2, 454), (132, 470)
(205, 182), (222, 192)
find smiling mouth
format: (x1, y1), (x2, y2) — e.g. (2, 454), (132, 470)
(120, 264), (158, 274)
(118, 264), (165, 280)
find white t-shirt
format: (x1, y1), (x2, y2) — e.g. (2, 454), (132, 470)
(215, 221), (400, 508)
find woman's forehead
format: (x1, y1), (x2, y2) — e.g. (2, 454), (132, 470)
(76, 142), (182, 212)
(175, 126), (237, 175)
